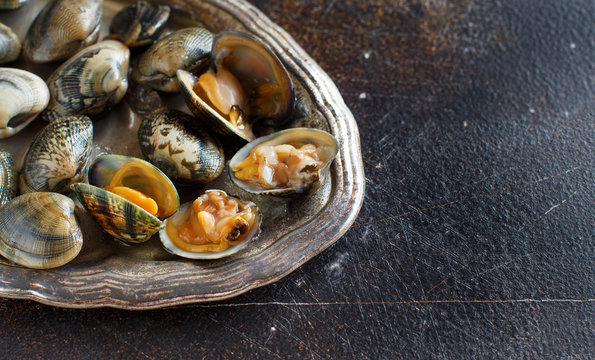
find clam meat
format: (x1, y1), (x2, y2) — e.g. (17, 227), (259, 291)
(23, 0), (102, 63)
(71, 154), (179, 243)
(0, 192), (83, 269)
(0, 22), (20, 64)
(19, 115), (93, 194)
(43, 40), (130, 121)
(132, 27), (213, 92)
(109, 1), (171, 48)
(229, 128), (338, 196)
(160, 190), (261, 259)
(0, 67), (49, 138)
(138, 108), (224, 186)
(0, 151), (16, 207)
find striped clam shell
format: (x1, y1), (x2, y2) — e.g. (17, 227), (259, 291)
(23, 0), (102, 63)
(0, 22), (20, 64)
(0, 68), (50, 138)
(19, 116), (93, 194)
(131, 27), (213, 92)
(0, 192), (83, 269)
(0, 151), (16, 207)
(0, 0), (26, 10)
(138, 108), (224, 186)
(109, 1), (171, 48)
(43, 40), (130, 121)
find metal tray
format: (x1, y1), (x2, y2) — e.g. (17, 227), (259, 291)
(0, 0), (364, 309)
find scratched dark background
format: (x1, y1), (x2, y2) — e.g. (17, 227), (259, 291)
(1, 0), (594, 358)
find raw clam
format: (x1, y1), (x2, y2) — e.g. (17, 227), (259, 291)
(0, 192), (83, 269)
(138, 108), (224, 185)
(43, 40), (130, 121)
(109, 1), (170, 48)
(0, 1), (26, 10)
(71, 154), (179, 244)
(0, 22), (20, 64)
(0, 67), (49, 138)
(0, 151), (16, 207)
(131, 27), (213, 92)
(177, 31), (294, 142)
(19, 115), (93, 194)
(229, 128), (339, 196)
(160, 190), (261, 260)
(23, 0), (102, 63)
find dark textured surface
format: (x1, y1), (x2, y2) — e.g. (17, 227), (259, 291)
(1, 0), (593, 358)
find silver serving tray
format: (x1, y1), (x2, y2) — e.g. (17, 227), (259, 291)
(0, 0), (364, 309)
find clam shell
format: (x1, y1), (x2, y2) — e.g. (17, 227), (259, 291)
(159, 190), (261, 260)
(0, 0), (26, 10)
(138, 108), (224, 185)
(19, 116), (93, 194)
(0, 67), (50, 138)
(0, 192), (83, 269)
(0, 22), (20, 64)
(0, 151), (16, 207)
(43, 40), (130, 121)
(23, 0), (102, 63)
(109, 1), (170, 48)
(132, 27), (213, 92)
(229, 128), (339, 196)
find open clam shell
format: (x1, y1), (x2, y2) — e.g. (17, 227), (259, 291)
(159, 190), (261, 260)
(71, 154), (179, 244)
(0, 151), (16, 207)
(19, 115), (93, 194)
(229, 128), (339, 196)
(0, 192), (83, 269)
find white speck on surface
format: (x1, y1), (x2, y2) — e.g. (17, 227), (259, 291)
(359, 92), (367, 99)
(463, 121), (468, 127)
(271, 327), (276, 331)
(375, 163), (382, 169)
(564, 111), (569, 117)
(570, 43), (576, 49)
(364, 50), (371, 59)
(529, 108), (536, 114)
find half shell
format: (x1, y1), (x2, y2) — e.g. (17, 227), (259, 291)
(0, 151), (16, 207)
(132, 27), (213, 92)
(23, 0), (102, 63)
(43, 40), (130, 121)
(0, 192), (83, 269)
(0, 22), (20, 64)
(0, 67), (50, 138)
(109, 1), (170, 48)
(138, 108), (224, 185)
(19, 115), (93, 194)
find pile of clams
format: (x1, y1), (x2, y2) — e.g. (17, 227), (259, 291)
(0, 0), (338, 268)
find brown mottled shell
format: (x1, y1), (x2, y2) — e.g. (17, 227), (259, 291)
(0, 151), (16, 207)
(23, 0), (102, 63)
(109, 1), (170, 48)
(0, 0), (26, 10)
(0, 22), (20, 64)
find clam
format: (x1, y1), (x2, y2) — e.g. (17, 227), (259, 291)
(0, 1), (26, 10)
(0, 151), (16, 207)
(138, 108), (224, 186)
(0, 22), (20, 64)
(178, 31), (294, 142)
(43, 40), (130, 121)
(109, 1), (170, 48)
(160, 190), (261, 260)
(0, 192), (83, 269)
(229, 128), (339, 196)
(19, 116), (93, 194)
(23, 0), (102, 63)
(0, 68), (50, 138)
(131, 27), (213, 92)
(71, 154), (179, 244)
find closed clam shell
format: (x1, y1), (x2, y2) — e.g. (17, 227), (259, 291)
(0, 0), (26, 10)
(109, 1), (170, 48)
(0, 68), (49, 138)
(19, 116), (93, 194)
(23, 0), (102, 63)
(43, 40), (130, 121)
(138, 108), (224, 185)
(0, 151), (16, 207)
(0, 22), (20, 64)
(0, 192), (83, 269)
(132, 27), (213, 92)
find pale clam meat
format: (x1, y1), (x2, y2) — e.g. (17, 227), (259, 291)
(0, 192), (83, 269)
(0, 151), (16, 207)
(23, 0), (102, 63)
(19, 115), (93, 194)
(43, 40), (130, 121)
(0, 67), (49, 138)
(0, 22), (20, 64)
